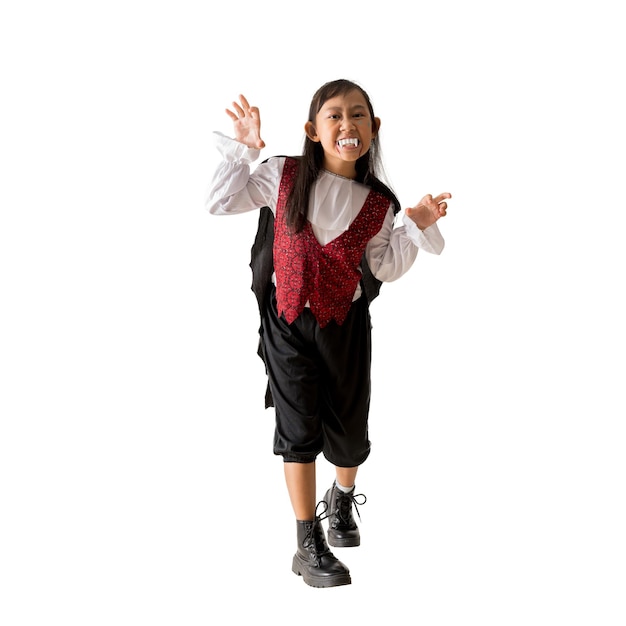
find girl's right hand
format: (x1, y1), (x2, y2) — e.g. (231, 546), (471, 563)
(225, 94), (266, 149)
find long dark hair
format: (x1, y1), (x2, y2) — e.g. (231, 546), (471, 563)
(286, 79), (400, 232)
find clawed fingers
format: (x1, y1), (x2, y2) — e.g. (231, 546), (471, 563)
(226, 95), (254, 120)
(224, 93), (265, 150)
(231, 101), (245, 117)
(413, 193), (451, 222)
(426, 193), (451, 215)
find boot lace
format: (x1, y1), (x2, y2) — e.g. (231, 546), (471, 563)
(302, 501), (333, 565)
(336, 489), (367, 525)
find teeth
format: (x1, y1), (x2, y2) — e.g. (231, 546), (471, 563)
(338, 138), (359, 147)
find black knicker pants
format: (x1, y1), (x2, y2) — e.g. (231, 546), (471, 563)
(260, 286), (373, 466)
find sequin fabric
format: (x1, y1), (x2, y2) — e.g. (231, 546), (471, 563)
(273, 158), (390, 327)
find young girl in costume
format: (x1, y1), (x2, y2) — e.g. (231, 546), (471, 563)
(206, 79), (450, 588)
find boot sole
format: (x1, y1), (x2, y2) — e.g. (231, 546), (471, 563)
(291, 555), (351, 588)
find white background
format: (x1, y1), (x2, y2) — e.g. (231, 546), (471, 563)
(1, 1), (624, 624)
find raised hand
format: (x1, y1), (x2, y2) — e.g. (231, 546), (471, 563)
(225, 94), (265, 149)
(405, 193), (451, 230)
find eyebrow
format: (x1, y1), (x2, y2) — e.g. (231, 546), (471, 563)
(323, 104), (367, 112)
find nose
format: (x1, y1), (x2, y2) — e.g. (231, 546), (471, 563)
(340, 117), (355, 131)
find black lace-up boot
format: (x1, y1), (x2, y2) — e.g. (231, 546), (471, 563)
(292, 517), (351, 587)
(323, 481), (366, 547)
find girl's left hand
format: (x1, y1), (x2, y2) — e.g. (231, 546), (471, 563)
(405, 193), (451, 230)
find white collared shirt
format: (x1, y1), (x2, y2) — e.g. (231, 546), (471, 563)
(206, 132), (444, 296)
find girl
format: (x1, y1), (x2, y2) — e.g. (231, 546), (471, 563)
(206, 79), (450, 588)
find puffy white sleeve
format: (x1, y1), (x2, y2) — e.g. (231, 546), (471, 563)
(365, 207), (445, 282)
(205, 132), (282, 215)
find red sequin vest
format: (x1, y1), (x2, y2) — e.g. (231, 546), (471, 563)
(273, 157), (390, 327)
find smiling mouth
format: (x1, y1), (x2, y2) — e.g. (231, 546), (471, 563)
(337, 138), (360, 148)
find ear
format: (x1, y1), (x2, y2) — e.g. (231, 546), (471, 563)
(304, 121), (319, 142)
(372, 117), (381, 138)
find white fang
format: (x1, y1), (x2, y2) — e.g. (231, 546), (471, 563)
(338, 138), (359, 147)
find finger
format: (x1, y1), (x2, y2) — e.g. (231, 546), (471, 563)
(434, 192), (452, 202)
(225, 108), (238, 121)
(239, 94), (251, 109)
(232, 101), (245, 117)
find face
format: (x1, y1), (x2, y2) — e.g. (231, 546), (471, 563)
(305, 89), (380, 178)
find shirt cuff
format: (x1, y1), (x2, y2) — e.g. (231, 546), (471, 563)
(212, 131), (261, 164)
(402, 213), (445, 255)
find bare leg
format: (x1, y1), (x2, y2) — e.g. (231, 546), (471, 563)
(284, 462), (316, 520)
(288, 461), (351, 587)
(335, 466), (358, 489)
